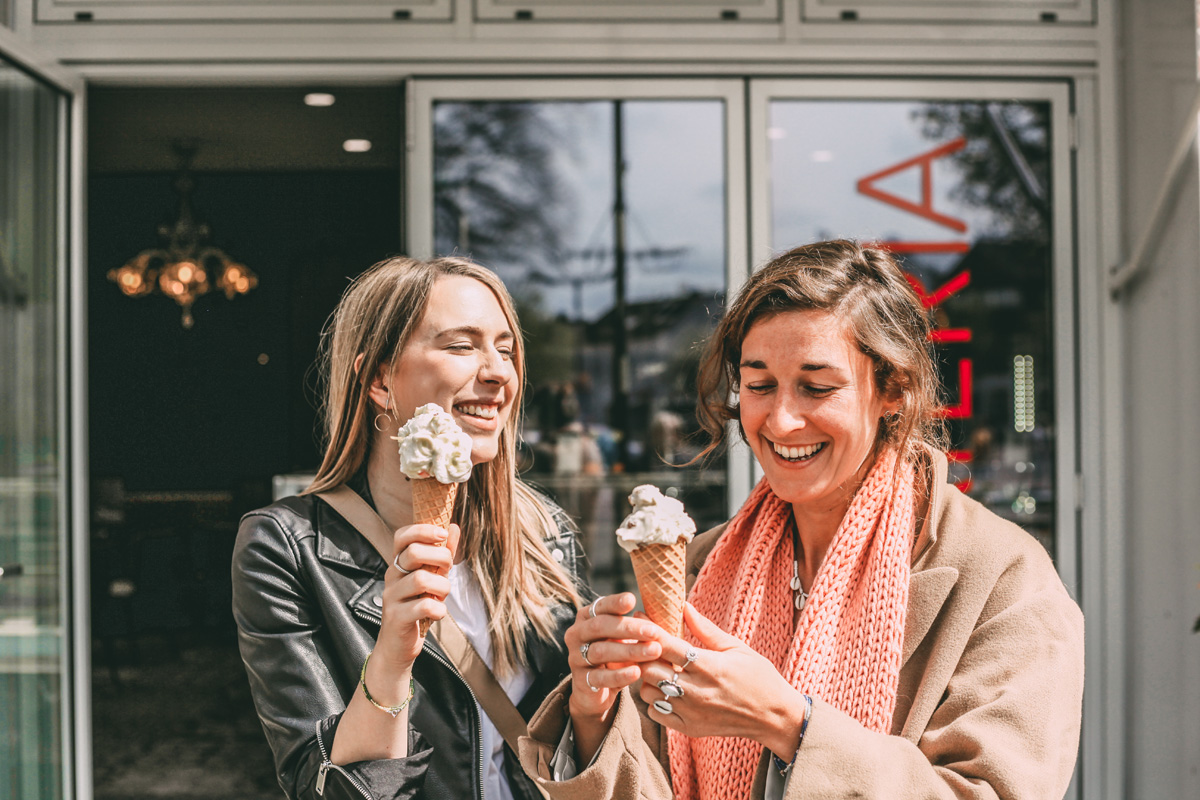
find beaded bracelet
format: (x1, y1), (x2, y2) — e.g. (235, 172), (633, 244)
(772, 693), (814, 776)
(360, 651), (415, 718)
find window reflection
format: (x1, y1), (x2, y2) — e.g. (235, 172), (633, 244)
(769, 99), (1057, 556)
(434, 99), (728, 591)
(0, 57), (65, 798)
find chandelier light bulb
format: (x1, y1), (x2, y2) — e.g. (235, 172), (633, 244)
(108, 140), (258, 328)
(304, 92), (336, 107)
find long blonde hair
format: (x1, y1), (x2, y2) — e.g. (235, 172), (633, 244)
(305, 255), (582, 675)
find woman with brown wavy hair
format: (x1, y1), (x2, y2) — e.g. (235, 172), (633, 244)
(519, 240), (1084, 800)
(233, 256), (586, 800)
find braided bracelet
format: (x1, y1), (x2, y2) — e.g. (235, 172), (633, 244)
(360, 651), (415, 718)
(772, 693), (814, 776)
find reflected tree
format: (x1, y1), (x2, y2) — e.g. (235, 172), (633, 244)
(433, 102), (580, 277)
(913, 102), (1051, 241)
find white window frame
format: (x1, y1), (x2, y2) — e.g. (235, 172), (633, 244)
(749, 76), (1082, 798)
(0, 23), (87, 800)
(474, 0), (780, 22)
(34, 0), (452, 23)
(407, 77), (754, 513)
(801, 0), (1094, 24)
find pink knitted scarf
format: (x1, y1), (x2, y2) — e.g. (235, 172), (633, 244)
(668, 451), (915, 800)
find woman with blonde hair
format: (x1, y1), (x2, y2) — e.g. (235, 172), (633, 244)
(233, 256), (587, 800)
(520, 240), (1084, 800)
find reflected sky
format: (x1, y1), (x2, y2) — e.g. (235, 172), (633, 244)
(770, 101), (1035, 266)
(434, 99), (725, 321)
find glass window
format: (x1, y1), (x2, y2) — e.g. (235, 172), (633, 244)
(433, 98), (729, 592)
(0, 56), (68, 798)
(766, 98), (1058, 555)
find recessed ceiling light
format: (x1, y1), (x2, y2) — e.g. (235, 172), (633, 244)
(304, 92), (336, 107)
(343, 139), (372, 153)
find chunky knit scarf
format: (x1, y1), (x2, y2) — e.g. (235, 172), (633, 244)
(668, 451), (915, 800)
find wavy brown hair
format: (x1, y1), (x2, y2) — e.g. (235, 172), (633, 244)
(695, 240), (947, 462)
(305, 255), (581, 676)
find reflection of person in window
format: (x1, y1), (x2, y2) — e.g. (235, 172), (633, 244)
(553, 384), (603, 477)
(519, 240), (1083, 800)
(232, 257), (589, 800)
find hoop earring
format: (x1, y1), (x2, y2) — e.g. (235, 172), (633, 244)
(373, 412), (391, 432)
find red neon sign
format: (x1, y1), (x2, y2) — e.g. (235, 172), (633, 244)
(859, 139), (973, 491)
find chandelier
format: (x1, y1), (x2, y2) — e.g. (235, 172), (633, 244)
(108, 140), (257, 329)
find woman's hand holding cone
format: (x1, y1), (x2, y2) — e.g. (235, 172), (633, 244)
(373, 521), (462, 672)
(637, 603), (807, 757)
(563, 592), (665, 764)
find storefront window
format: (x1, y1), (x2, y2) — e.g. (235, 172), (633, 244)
(767, 98), (1057, 554)
(0, 56), (67, 799)
(433, 98), (729, 590)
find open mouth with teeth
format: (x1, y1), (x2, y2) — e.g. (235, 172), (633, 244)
(454, 403), (499, 421)
(771, 441), (827, 462)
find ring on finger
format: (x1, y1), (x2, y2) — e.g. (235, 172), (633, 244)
(588, 597), (602, 619)
(580, 641), (597, 667)
(584, 670), (599, 693)
(657, 676), (685, 699)
(393, 554), (414, 575)
(679, 646), (699, 672)
(652, 699), (674, 715)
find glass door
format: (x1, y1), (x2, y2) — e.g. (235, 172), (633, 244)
(749, 79), (1078, 595)
(409, 79), (749, 596)
(0, 28), (83, 800)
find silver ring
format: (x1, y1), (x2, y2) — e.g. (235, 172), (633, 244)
(680, 647), (699, 671)
(657, 677), (684, 699)
(584, 670), (599, 693)
(588, 597), (602, 619)
(580, 642), (596, 667)
(652, 699), (673, 715)
(393, 554), (414, 575)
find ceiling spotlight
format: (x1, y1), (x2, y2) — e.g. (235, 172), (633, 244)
(304, 92), (336, 107)
(343, 139), (372, 153)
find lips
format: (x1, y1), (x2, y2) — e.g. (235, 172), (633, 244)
(771, 440), (827, 461)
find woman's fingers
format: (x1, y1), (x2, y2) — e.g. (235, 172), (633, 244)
(390, 523), (456, 575)
(574, 592), (638, 624)
(571, 638), (661, 669)
(578, 663), (640, 693)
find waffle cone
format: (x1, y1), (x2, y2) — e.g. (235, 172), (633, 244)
(630, 542), (687, 638)
(412, 479), (458, 636)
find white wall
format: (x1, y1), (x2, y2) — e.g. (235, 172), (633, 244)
(1118, 0), (1200, 796)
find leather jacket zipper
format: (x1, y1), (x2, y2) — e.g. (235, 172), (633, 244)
(422, 641), (486, 800)
(351, 607), (485, 800)
(314, 718), (373, 799)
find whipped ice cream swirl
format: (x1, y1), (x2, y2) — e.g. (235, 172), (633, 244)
(616, 485), (696, 553)
(393, 402), (473, 484)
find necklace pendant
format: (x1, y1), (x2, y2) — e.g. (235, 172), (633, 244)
(795, 592), (807, 611)
(790, 576), (802, 591)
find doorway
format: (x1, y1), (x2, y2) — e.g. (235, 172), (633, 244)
(86, 84), (402, 799)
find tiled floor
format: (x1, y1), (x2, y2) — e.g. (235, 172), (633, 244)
(92, 633), (282, 800)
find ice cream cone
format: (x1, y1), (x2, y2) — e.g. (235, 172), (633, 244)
(630, 541), (687, 639)
(412, 478), (458, 637)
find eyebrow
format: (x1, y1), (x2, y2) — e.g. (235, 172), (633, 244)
(739, 358), (835, 372)
(435, 326), (514, 341)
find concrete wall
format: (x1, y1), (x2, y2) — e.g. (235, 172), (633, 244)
(1118, 0), (1200, 795)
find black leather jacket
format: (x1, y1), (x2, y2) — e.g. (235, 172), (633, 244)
(231, 487), (589, 800)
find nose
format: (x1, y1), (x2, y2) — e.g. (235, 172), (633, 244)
(478, 348), (514, 385)
(766, 389), (807, 433)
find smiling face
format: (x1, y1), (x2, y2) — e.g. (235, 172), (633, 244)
(738, 309), (894, 520)
(386, 275), (518, 465)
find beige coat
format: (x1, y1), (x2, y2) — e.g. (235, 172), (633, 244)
(518, 451), (1085, 800)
